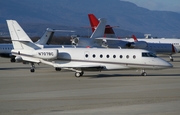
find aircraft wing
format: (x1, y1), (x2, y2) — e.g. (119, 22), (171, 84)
(60, 64), (105, 71)
(95, 37), (124, 41)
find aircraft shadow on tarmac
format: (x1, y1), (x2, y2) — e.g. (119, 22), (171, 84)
(83, 73), (180, 78)
(0, 66), (48, 70)
(171, 61), (180, 62)
(0, 67), (30, 70)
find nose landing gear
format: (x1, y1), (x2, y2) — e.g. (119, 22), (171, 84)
(141, 69), (147, 76)
(169, 55), (174, 61)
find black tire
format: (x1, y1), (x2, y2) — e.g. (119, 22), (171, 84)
(10, 58), (15, 62)
(141, 72), (147, 76)
(30, 69), (35, 72)
(55, 68), (61, 71)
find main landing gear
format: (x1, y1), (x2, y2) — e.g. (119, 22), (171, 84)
(58, 67), (84, 78)
(55, 67), (61, 71)
(10, 57), (16, 62)
(30, 62), (35, 72)
(75, 71), (84, 78)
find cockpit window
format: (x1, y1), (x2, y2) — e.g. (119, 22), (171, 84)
(142, 52), (157, 57)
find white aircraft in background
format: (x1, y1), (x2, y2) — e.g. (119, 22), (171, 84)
(7, 19), (172, 77)
(0, 27), (74, 62)
(125, 38), (180, 61)
(86, 14), (178, 61)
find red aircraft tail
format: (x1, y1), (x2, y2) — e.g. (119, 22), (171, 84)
(88, 14), (115, 37)
(132, 35), (138, 42)
(88, 14), (99, 32)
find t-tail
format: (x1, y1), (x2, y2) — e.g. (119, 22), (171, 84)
(6, 20), (40, 50)
(88, 14), (99, 32)
(35, 28), (55, 45)
(35, 28), (74, 45)
(6, 20), (58, 65)
(88, 14), (116, 37)
(90, 18), (107, 38)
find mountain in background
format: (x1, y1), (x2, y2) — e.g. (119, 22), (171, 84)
(0, 0), (180, 37)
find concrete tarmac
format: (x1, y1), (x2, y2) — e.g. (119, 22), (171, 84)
(0, 54), (180, 115)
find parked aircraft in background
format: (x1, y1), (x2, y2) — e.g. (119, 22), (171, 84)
(0, 27), (74, 62)
(125, 38), (180, 61)
(88, 13), (117, 38)
(87, 14), (179, 61)
(7, 19), (173, 77)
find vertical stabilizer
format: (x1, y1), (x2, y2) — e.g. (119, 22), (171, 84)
(6, 20), (38, 50)
(88, 14), (99, 32)
(90, 18), (106, 38)
(35, 28), (55, 45)
(88, 14), (116, 37)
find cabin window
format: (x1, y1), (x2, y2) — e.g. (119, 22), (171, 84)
(92, 54), (96, 58)
(119, 55), (123, 59)
(113, 55), (116, 58)
(106, 55), (109, 58)
(126, 55), (129, 59)
(142, 52), (157, 57)
(133, 55), (136, 59)
(85, 54), (88, 58)
(100, 54), (103, 58)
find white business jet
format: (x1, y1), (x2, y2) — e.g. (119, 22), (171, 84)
(125, 38), (180, 61)
(7, 19), (172, 77)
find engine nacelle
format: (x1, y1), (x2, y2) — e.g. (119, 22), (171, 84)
(33, 49), (58, 60)
(127, 41), (147, 49)
(15, 56), (23, 62)
(70, 35), (79, 46)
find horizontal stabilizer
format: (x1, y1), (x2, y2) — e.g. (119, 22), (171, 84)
(20, 56), (40, 63)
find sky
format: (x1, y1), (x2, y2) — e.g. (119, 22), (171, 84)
(122, 0), (180, 12)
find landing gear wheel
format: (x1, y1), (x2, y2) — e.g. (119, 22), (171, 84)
(10, 58), (15, 62)
(141, 72), (147, 76)
(169, 55), (174, 62)
(30, 62), (35, 72)
(55, 67), (61, 71)
(80, 71), (84, 76)
(30, 68), (35, 72)
(75, 72), (81, 78)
